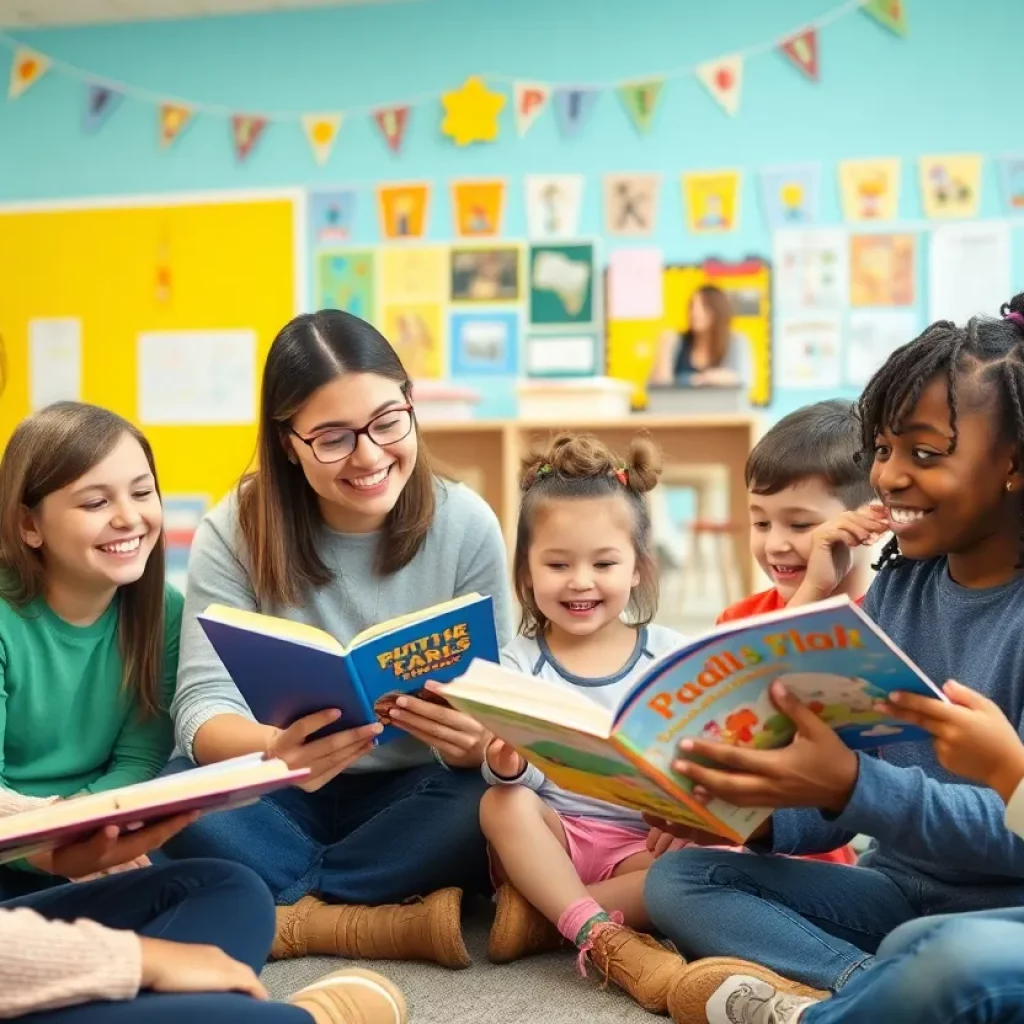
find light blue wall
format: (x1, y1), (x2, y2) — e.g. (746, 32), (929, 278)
(2, 0), (1020, 419)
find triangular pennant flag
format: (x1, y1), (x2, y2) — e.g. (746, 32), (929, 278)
(779, 29), (819, 81)
(159, 104), (192, 148)
(231, 115), (267, 162)
(9, 47), (50, 99)
(302, 114), (342, 166)
(695, 55), (743, 116)
(617, 79), (664, 135)
(82, 84), (122, 133)
(373, 105), (410, 154)
(513, 81), (551, 137)
(552, 87), (598, 140)
(862, 0), (908, 37)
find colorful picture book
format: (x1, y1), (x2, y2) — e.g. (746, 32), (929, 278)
(443, 596), (945, 843)
(198, 593), (499, 741)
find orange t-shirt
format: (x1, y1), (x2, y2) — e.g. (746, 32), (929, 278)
(714, 586), (863, 867)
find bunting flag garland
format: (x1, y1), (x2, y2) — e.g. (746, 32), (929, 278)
(553, 87), (599, 140)
(159, 104), (192, 148)
(82, 83), (122, 133)
(513, 81), (551, 137)
(862, 0), (908, 37)
(231, 115), (267, 162)
(779, 29), (820, 81)
(9, 47), (49, 99)
(374, 105), (410, 154)
(695, 55), (743, 116)
(302, 114), (342, 165)
(617, 79), (664, 136)
(441, 76), (505, 146)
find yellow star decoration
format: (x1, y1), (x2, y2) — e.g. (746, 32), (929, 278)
(441, 76), (506, 147)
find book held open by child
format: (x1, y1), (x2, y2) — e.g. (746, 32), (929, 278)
(443, 596), (947, 844)
(198, 592), (499, 741)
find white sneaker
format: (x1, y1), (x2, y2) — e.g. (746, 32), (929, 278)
(706, 974), (819, 1024)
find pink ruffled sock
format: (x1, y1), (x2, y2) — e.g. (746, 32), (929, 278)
(557, 897), (609, 946)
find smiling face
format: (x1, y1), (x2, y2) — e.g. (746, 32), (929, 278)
(525, 496), (641, 639)
(287, 371), (418, 533)
(870, 373), (1021, 572)
(20, 433), (162, 599)
(748, 476), (849, 602)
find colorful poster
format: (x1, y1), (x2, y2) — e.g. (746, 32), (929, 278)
(529, 243), (595, 327)
(163, 494), (209, 594)
(309, 189), (357, 246)
(514, 81), (551, 137)
(682, 170), (741, 233)
(553, 88), (599, 139)
(449, 311), (520, 375)
(919, 154), (982, 219)
(778, 316), (842, 389)
(380, 303), (445, 378)
(316, 250), (376, 320)
(376, 182), (430, 241)
(608, 248), (663, 320)
(525, 174), (585, 239)
(450, 246), (522, 303)
(379, 246), (447, 304)
(838, 158), (901, 222)
(450, 179), (506, 238)
(997, 156), (1024, 212)
(929, 221), (1011, 326)
(759, 164), (819, 228)
(604, 174), (659, 237)
(440, 76), (505, 147)
(695, 56), (743, 116)
(773, 229), (848, 311)
(846, 310), (920, 387)
(850, 234), (914, 307)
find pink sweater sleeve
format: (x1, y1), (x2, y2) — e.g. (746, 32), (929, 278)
(0, 787), (144, 1018)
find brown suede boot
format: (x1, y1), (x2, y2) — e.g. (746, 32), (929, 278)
(582, 921), (688, 1014)
(288, 967), (408, 1024)
(487, 883), (567, 963)
(271, 887), (471, 969)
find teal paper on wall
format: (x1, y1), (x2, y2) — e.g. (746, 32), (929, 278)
(528, 242), (595, 328)
(317, 250), (376, 322)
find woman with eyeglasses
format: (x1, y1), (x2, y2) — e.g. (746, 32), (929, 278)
(162, 310), (513, 970)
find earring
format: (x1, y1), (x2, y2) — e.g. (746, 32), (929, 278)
(1008, 481), (1014, 493)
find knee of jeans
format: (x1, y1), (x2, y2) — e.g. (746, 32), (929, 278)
(644, 849), (712, 932)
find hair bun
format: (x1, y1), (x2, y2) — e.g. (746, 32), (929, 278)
(624, 434), (662, 494)
(1002, 292), (1024, 331)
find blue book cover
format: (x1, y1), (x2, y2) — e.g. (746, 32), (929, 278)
(197, 593), (499, 743)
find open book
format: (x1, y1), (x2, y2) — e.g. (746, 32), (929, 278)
(199, 593), (499, 742)
(443, 596), (946, 844)
(0, 754), (308, 865)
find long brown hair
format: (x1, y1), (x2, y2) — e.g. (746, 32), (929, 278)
(690, 284), (733, 368)
(238, 309), (437, 607)
(513, 431), (662, 638)
(0, 402), (166, 717)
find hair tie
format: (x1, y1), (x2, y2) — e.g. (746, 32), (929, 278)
(614, 464), (628, 486)
(1005, 311), (1024, 329)
(537, 464), (552, 478)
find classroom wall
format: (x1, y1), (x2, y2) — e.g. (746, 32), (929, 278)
(1, 0), (1020, 425)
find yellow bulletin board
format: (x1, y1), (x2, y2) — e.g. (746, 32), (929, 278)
(606, 257), (773, 409)
(0, 194), (297, 502)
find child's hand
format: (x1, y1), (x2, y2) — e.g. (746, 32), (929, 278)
(793, 502), (889, 605)
(881, 681), (1024, 803)
(486, 738), (525, 780)
(646, 826), (688, 858)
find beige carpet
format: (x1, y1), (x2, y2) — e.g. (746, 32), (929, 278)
(262, 903), (659, 1023)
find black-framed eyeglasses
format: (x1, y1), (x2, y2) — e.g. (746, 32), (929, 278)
(288, 405), (415, 464)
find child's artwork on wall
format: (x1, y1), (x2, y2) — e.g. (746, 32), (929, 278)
(449, 310), (520, 376)
(773, 229), (848, 311)
(525, 174), (585, 239)
(849, 233), (914, 307)
(309, 189), (357, 246)
(450, 245), (522, 303)
(450, 179), (506, 238)
(845, 310), (920, 386)
(603, 173), (659, 237)
(837, 158), (900, 222)
(316, 250), (376, 320)
(777, 315), (842, 389)
(997, 156), (1024, 213)
(682, 170), (741, 233)
(379, 246), (447, 305)
(381, 303), (444, 378)
(759, 164), (819, 228)
(376, 182), (431, 241)
(526, 335), (599, 377)
(529, 242), (596, 327)
(918, 154), (982, 219)
(163, 494), (209, 594)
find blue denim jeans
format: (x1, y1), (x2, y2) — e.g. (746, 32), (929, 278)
(6, 858), (309, 1023)
(159, 756), (489, 905)
(802, 907), (1024, 1023)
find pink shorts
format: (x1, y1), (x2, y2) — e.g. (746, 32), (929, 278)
(559, 815), (651, 885)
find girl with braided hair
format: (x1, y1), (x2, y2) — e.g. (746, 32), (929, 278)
(643, 295), (1024, 1024)
(479, 431), (689, 1013)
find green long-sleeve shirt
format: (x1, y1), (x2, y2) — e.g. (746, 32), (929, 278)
(0, 584), (182, 799)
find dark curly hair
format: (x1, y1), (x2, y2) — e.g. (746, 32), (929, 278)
(858, 292), (1024, 571)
